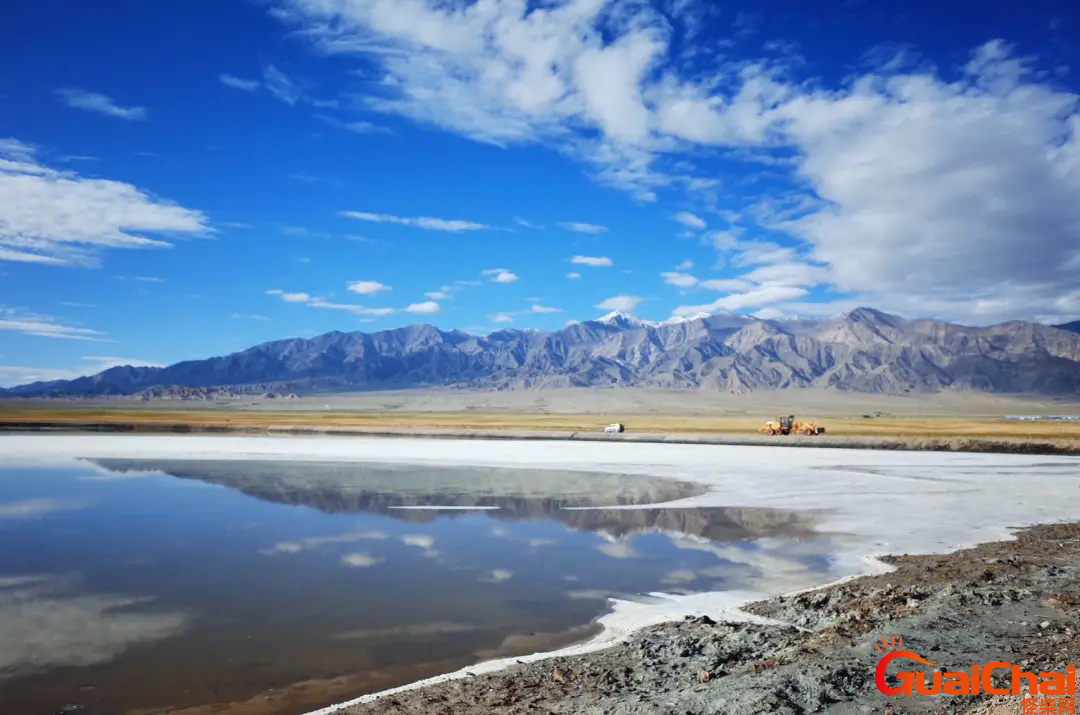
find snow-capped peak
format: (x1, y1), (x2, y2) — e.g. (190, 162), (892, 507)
(660, 312), (711, 325)
(597, 311), (651, 327)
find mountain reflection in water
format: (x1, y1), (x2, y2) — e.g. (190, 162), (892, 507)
(0, 457), (838, 715)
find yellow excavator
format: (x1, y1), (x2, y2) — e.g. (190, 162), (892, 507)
(760, 415), (826, 436)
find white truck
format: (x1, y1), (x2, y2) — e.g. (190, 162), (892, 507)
(604, 423), (625, 433)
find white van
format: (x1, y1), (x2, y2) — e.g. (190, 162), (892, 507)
(604, 423), (625, 433)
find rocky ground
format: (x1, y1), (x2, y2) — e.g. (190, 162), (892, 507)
(343, 523), (1080, 715)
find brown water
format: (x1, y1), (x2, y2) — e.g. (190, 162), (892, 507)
(0, 458), (838, 715)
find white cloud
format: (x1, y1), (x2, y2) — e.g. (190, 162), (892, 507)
(219, 74), (260, 92)
(267, 4), (1080, 323)
(342, 211), (487, 232)
(232, 313), (270, 321)
(479, 569), (514, 583)
(595, 295), (643, 313)
(672, 212), (706, 229)
(401, 534), (436, 549)
(596, 542), (636, 559)
(263, 531), (388, 556)
(425, 290), (448, 300)
(676, 260), (694, 271)
(661, 271), (698, 288)
(347, 280), (391, 296)
(0, 140), (208, 267)
(491, 313), (514, 324)
(566, 272), (581, 279)
(571, 255), (613, 267)
(406, 301), (441, 314)
(266, 289), (312, 303)
(531, 304), (562, 314)
(673, 285), (809, 317)
(341, 552), (384, 568)
(482, 268), (519, 284)
(54, 89), (147, 121)
(560, 222), (608, 234)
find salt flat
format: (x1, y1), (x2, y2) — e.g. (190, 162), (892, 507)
(4, 434), (1079, 712)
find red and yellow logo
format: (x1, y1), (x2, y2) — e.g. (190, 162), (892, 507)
(874, 636), (1076, 713)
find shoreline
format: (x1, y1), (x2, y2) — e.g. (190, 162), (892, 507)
(2, 420), (1079, 455)
(322, 521), (1080, 715)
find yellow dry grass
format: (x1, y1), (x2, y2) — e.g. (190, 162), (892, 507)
(2, 407), (1079, 440)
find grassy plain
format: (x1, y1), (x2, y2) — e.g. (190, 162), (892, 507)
(2, 388), (1079, 442)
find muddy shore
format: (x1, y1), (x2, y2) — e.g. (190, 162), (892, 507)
(335, 523), (1080, 715)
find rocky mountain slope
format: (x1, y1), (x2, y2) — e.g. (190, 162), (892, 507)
(8, 308), (1080, 397)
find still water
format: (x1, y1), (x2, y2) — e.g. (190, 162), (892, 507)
(0, 458), (840, 715)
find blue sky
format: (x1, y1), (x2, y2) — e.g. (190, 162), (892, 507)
(1, 0), (1078, 385)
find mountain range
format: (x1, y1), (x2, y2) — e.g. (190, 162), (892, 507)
(6, 307), (1080, 398)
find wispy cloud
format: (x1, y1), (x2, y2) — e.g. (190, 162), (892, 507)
(54, 89), (147, 121)
(289, 172), (345, 187)
(570, 255), (613, 267)
(566, 272), (581, 280)
(0, 575), (190, 670)
(82, 356), (163, 371)
(219, 74), (260, 92)
(262, 64), (302, 105)
(315, 114), (391, 135)
(0, 307), (109, 342)
(595, 296), (643, 313)
(232, 313), (270, 321)
(279, 225), (332, 239)
(560, 222), (608, 234)
(0, 366), (80, 387)
(342, 211), (488, 232)
(0, 139), (207, 267)
(266, 289), (312, 303)
(661, 272), (698, 288)
(262, 531), (389, 556)
(266, 289), (395, 316)
(0, 498), (87, 519)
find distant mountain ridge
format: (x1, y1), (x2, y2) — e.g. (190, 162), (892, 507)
(8, 307), (1080, 397)
(1057, 320), (1080, 334)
